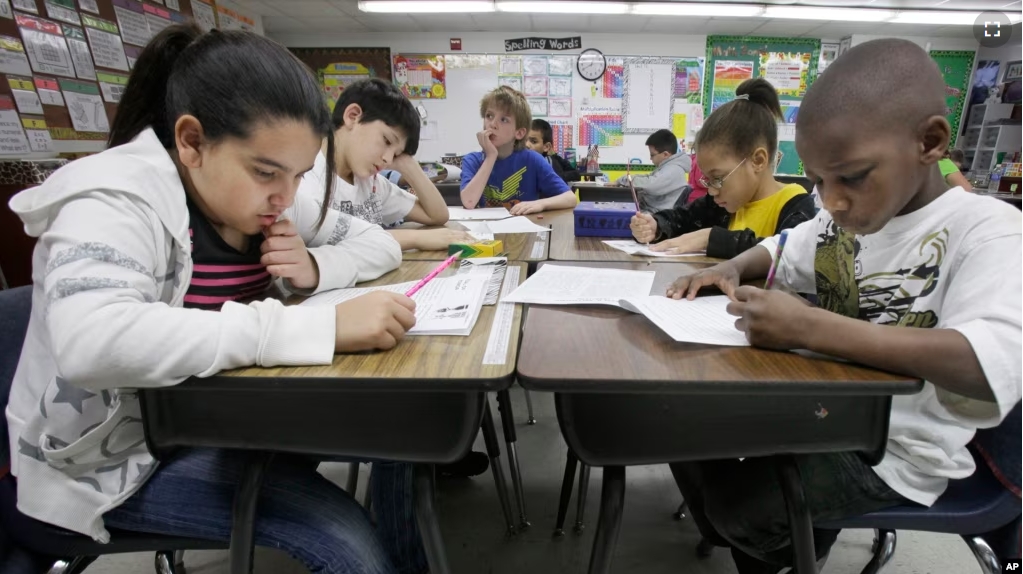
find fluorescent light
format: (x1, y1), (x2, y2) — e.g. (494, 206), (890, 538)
(763, 6), (894, 22)
(632, 2), (763, 17)
(359, 1), (495, 13)
(497, 1), (629, 13)
(889, 11), (981, 25)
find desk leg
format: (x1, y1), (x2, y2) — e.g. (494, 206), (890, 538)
(482, 400), (517, 535)
(414, 464), (451, 574)
(553, 450), (578, 537)
(230, 451), (273, 574)
(497, 389), (530, 530)
(777, 456), (817, 574)
(587, 466), (625, 574)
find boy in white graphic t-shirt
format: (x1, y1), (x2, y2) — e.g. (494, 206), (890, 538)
(664, 39), (1021, 573)
(299, 79), (472, 250)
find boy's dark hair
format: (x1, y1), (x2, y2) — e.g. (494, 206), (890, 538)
(332, 78), (421, 156)
(108, 24), (335, 227)
(950, 149), (965, 165)
(645, 129), (678, 155)
(696, 78), (783, 162)
(531, 118), (553, 144)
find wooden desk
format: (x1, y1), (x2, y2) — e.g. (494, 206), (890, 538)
(398, 222), (550, 262)
(139, 262), (527, 574)
(516, 261), (923, 574)
(541, 209), (723, 264)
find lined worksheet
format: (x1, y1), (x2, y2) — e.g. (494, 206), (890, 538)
(502, 265), (655, 306)
(448, 207), (512, 220)
(619, 295), (749, 346)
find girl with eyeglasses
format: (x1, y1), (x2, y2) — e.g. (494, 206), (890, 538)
(630, 78), (815, 258)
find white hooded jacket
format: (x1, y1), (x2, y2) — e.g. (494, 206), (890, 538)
(6, 128), (401, 541)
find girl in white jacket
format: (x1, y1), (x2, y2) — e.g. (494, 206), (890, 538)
(6, 24), (425, 574)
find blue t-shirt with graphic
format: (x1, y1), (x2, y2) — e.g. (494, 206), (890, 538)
(460, 149), (570, 208)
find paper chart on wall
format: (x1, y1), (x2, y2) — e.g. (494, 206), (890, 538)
(17, 14), (76, 78)
(522, 55), (547, 76)
(12, 0), (37, 14)
(550, 120), (573, 154)
(499, 55), (522, 76)
(623, 58), (675, 134)
(0, 0), (12, 19)
(548, 75), (571, 97)
(45, 0), (81, 26)
(578, 106), (623, 147)
(0, 36), (33, 76)
(34, 76), (64, 106)
(78, 0), (99, 13)
(393, 54), (446, 99)
(63, 25), (96, 81)
(759, 52), (810, 98)
(523, 75), (547, 97)
(498, 75), (521, 92)
(0, 96), (31, 155)
(712, 60), (753, 112)
(22, 116), (54, 152)
(527, 97), (547, 118)
(113, 1), (151, 47)
(548, 98), (572, 118)
(82, 15), (130, 72)
(60, 78), (109, 133)
(549, 55), (574, 76)
(191, 0), (216, 32)
(8, 77), (45, 114)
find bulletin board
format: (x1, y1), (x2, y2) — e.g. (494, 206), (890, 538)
(0, 0), (223, 157)
(413, 52), (706, 169)
(289, 47), (392, 111)
(929, 50), (975, 147)
(704, 36), (821, 175)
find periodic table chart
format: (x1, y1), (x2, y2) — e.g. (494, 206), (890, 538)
(412, 53), (704, 166)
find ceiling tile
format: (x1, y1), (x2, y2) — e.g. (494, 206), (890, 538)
(586, 14), (649, 33)
(271, 0), (345, 17)
(701, 18), (766, 35)
(528, 14), (583, 32)
(354, 13), (423, 32)
(467, 13), (533, 32)
(749, 20), (831, 36)
(641, 17), (711, 34)
(408, 13), (480, 31)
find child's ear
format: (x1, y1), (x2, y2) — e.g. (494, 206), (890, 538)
(750, 146), (771, 172)
(543, 142), (553, 154)
(919, 115), (950, 165)
(515, 126), (528, 142)
(342, 103), (363, 128)
(174, 115), (205, 168)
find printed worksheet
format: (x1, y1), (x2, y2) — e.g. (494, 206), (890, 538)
(502, 265), (654, 306)
(603, 240), (707, 258)
(619, 295), (749, 346)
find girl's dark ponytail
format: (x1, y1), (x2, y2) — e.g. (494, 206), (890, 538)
(107, 23), (202, 148)
(696, 77), (783, 162)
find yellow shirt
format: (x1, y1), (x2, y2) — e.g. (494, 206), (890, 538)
(729, 183), (807, 238)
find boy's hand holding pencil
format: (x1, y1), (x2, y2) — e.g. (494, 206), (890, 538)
(630, 212), (658, 243)
(726, 287), (815, 350)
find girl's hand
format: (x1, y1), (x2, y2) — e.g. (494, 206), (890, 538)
(261, 219), (318, 290)
(630, 212), (658, 243)
(334, 291), (417, 352)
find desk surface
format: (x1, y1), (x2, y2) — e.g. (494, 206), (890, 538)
(517, 261), (922, 395)
(541, 209), (724, 264)
(215, 261), (526, 391)
(398, 222), (549, 262)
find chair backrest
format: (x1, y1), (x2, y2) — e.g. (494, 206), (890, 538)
(673, 186), (693, 209)
(972, 401), (1021, 499)
(0, 286), (32, 475)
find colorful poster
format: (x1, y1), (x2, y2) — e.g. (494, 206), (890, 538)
(17, 14), (76, 79)
(600, 58), (624, 98)
(392, 54), (446, 99)
(550, 120), (573, 155)
(578, 106), (623, 147)
(711, 60), (753, 111)
(672, 113), (686, 140)
(759, 52), (811, 98)
(776, 140), (801, 175)
(930, 50), (975, 144)
(675, 58), (703, 103)
(319, 62), (371, 110)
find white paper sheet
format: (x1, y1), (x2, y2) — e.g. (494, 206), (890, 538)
(619, 295), (749, 346)
(11, 88), (43, 114)
(0, 108), (30, 154)
(63, 88), (108, 132)
(19, 27), (75, 78)
(503, 265), (655, 306)
(602, 240), (707, 258)
(301, 275), (490, 336)
(448, 207), (511, 221)
(461, 216), (549, 235)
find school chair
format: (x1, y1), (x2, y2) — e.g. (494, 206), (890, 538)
(0, 286), (227, 574)
(820, 402), (1021, 574)
(553, 450), (592, 538)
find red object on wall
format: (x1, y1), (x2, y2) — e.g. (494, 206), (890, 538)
(450, 38), (462, 51)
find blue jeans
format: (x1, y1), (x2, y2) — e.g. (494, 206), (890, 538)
(103, 449), (427, 574)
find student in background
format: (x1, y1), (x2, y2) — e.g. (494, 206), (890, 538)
(667, 38), (1021, 574)
(299, 78), (472, 250)
(684, 138), (709, 205)
(630, 79), (815, 258)
(7, 25), (426, 574)
(940, 149), (973, 191)
(615, 129), (692, 211)
(525, 118), (580, 183)
(460, 86), (577, 215)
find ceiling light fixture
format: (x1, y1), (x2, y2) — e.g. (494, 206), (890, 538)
(497, 1), (630, 14)
(358, 1), (495, 13)
(888, 10), (984, 25)
(762, 6), (895, 22)
(631, 2), (763, 17)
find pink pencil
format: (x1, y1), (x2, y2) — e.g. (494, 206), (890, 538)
(405, 254), (459, 297)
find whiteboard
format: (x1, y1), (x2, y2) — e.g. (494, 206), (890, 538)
(410, 53), (704, 166)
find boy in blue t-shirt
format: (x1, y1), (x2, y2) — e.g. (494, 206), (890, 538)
(460, 86), (577, 215)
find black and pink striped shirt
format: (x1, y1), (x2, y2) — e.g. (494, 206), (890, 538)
(183, 197), (272, 310)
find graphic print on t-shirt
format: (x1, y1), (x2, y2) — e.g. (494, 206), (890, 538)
(484, 165), (528, 207)
(814, 221), (946, 328)
(333, 196), (385, 226)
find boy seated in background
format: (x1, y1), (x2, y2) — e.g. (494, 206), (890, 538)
(460, 86), (577, 215)
(668, 38), (1021, 574)
(525, 119), (580, 183)
(615, 128), (692, 211)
